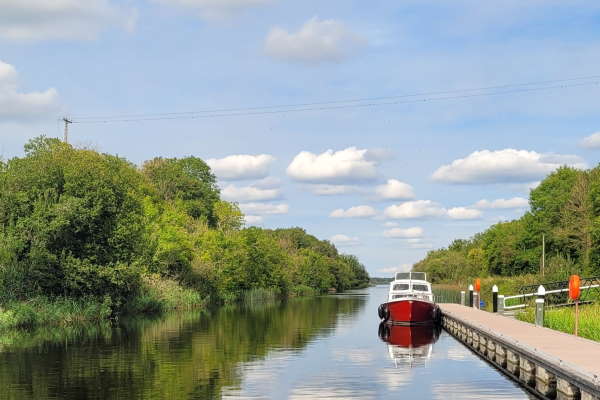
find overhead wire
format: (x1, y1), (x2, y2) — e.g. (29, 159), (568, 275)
(69, 75), (600, 124)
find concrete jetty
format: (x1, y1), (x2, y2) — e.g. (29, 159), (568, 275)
(440, 303), (600, 400)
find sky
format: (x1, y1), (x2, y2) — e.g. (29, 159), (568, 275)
(2, 0), (600, 277)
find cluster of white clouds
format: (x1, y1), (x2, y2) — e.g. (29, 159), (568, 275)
(0, 61), (59, 121)
(432, 149), (586, 184)
(0, 0), (136, 41)
(265, 17), (365, 64)
(207, 154), (274, 180)
(383, 226), (423, 238)
(375, 179), (415, 200)
(287, 147), (379, 184)
(580, 132), (600, 149)
(329, 234), (360, 247)
(330, 205), (376, 218)
(221, 184), (280, 202)
(208, 154), (285, 225)
(473, 197), (528, 209)
(305, 184), (361, 196)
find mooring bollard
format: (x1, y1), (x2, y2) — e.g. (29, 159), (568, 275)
(498, 294), (504, 314)
(460, 290), (466, 306)
(468, 284), (474, 307)
(492, 285), (498, 313)
(535, 285), (545, 327)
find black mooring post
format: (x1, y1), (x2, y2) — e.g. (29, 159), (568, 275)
(468, 284), (474, 307)
(492, 285), (498, 313)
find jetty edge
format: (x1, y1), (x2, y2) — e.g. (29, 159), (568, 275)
(440, 303), (600, 400)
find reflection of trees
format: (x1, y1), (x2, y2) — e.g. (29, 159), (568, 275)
(0, 295), (366, 399)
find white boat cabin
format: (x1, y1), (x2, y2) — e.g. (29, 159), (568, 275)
(388, 272), (433, 302)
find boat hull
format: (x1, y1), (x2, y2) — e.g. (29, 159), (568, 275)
(379, 299), (439, 325)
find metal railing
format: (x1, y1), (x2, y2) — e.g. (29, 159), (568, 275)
(503, 277), (599, 310)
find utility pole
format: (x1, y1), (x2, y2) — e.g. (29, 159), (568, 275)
(62, 117), (72, 144)
(541, 233), (545, 277)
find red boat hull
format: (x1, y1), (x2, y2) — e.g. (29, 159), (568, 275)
(381, 299), (438, 324)
(379, 324), (440, 347)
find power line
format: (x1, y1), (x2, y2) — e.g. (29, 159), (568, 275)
(70, 75), (600, 124)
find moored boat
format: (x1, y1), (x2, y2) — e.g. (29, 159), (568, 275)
(377, 272), (440, 325)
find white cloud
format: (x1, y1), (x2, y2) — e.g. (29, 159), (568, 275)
(239, 202), (288, 215)
(287, 147), (379, 183)
(432, 149), (586, 184)
(447, 207), (482, 220)
(244, 215), (263, 225)
(0, 0), (136, 41)
(378, 264), (412, 274)
(383, 227), (424, 238)
(375, 179), (415, 200)
(580, 132), (600, 149)
(221, 184), (281, 202)
(0, 61), (59, 121)
(330, 205), (376, 218)
(154, 0), (271, 20)
(265, 17), (365, 64)
(383, 221), (399, 227)
(207, 154), (274, 180)
(306, 184), (361, 196)
(474, 197), (529, 209)
(330, 234), (360, 246)
(384, 200), (446, 219)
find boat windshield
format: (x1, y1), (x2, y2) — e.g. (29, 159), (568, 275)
(393, 283), (409, 291)
(395, 272), (426, 281)
(412, 284), (429, 292)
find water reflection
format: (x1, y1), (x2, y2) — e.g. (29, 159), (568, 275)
(0, 287), (534, 399)
(0, 295), (367, 400)
(378, 324), (440, 367)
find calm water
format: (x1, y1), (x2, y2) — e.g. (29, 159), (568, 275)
(0, 286), (533, 399)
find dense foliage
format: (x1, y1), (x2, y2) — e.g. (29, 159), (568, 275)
(414, 166), (600, 282)
(0, 137), (369, 319)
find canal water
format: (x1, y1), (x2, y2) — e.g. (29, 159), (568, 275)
(0, 286), (533, 399)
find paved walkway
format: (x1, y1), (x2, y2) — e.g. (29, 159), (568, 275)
(439, 303), (600, 378)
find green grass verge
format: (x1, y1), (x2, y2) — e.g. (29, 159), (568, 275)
(517, 303), (600, 342)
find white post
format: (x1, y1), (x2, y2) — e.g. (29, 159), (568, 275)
(535, 285), (545, 327)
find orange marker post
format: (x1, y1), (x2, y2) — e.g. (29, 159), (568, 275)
(474, 279), (481, 309)
(569, 275), (581, 336)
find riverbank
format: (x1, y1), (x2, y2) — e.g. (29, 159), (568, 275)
(434, 275), (600, 342)
(0, 138), (370, 331)
(516, 303), (600, 342)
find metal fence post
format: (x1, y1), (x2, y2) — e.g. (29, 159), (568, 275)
(498, 295), (504, 314)
(469, 285), (474, 307)
(492, 285), (498, 313)
(535, 285), (545, 327)
(460, 290), (466, 306)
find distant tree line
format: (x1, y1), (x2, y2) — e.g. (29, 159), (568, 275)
(413, 166), (600, 282)
(0, 137), (369, 313)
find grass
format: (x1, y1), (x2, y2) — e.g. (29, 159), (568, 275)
(0, 274), (207, 331)
(516, 303), (600, 342)
(0, 296), (113, 330)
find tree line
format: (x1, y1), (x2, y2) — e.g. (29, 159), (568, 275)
(0, 137), (369, 316)
(414, 166), (600, 282)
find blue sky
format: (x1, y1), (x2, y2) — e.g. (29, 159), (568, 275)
(2, 1), (600, 276)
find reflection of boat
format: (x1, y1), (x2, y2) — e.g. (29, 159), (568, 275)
(377, 272), (440, 325)
(378, 323), (440, 365)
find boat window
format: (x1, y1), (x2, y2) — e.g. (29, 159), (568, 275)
(412, 284), (429, 292)
(393, 283), (409, 291)
(392, 294), (405, 299)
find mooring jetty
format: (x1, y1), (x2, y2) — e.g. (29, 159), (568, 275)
(440, 304), (600, 400)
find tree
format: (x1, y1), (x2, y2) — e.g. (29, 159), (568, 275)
(141, 157), (220, 226)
